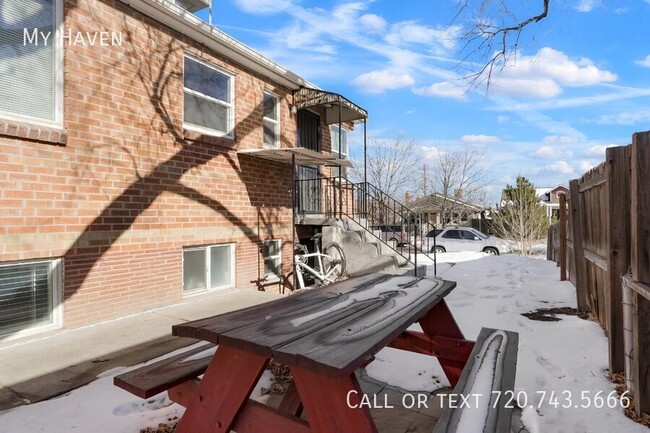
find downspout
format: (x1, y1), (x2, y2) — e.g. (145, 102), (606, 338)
(291, 153), (296, 291)
(363, 117), (367, 220)
(338, 100), (343, 219)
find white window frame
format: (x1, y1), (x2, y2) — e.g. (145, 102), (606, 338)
(330, 124), (349, 159)
(182, 243), (235, 294)
(263, 239), (282, 280)
(0, 0), (64, 128)
(0, 258), (63, 339)
(331, 125), (349, 178)
(262, 91), (280, 148)
(182, 54), (235, 139)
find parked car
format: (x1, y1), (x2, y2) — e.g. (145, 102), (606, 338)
(370, 225), (409, 248)
(422, 227), (510, 255)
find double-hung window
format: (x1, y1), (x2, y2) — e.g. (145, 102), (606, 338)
(183, 55), (234, 138)
(263, 92), (279, 148)
(0, 258), (62, 336)
(330, 125), (349, 178)
(0, 0), (63, 126)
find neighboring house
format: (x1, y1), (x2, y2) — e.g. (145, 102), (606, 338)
(536, 186), (569, 221)
(408, 193), (484, 227)
(0, 0), (366, 337)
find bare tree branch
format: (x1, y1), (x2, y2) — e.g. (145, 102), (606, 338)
(456, 0), (550, 88)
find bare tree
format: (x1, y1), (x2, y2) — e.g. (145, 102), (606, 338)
(492, 176), (548, 256)
(351, 136), (419, 199)
(455, 0), (550, 86)
(430, 146), (490, 225)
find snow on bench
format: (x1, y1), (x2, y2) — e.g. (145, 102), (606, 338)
(433, 327), (519, 433)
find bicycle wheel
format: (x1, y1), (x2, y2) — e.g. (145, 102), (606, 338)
(321, 243), (346, 280)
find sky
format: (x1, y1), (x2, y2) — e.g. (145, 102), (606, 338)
(197, 0), (650, 203)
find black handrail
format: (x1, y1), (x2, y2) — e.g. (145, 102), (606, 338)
(295, 176), (438, 276)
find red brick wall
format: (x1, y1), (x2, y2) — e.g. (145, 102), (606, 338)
(0, 0), (314, 329)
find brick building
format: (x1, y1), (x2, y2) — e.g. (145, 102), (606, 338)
(0, 0), (366, 337)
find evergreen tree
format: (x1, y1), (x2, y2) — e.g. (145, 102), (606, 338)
(492, 176), (548, 256)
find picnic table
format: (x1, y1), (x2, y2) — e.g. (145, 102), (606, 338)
(115, 273), (518, 433)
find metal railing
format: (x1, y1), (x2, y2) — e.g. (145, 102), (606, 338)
(295, 176), (438, 275)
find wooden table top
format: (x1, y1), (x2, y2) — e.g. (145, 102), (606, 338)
(173, 273), (456, 376)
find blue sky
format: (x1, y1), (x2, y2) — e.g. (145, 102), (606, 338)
(197, 0), (650, 201)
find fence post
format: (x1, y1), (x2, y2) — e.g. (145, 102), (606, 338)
(631, 131), (650, 416)
(560, 194), (566, 281)
(606, 146), (631, 374)
(569, 179), (589, 313)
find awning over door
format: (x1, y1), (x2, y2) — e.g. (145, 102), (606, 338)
(292, 87), (368, 124)
(238, 148), (354, 168)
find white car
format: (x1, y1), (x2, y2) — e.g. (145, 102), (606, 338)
(422, 227), (510, 255)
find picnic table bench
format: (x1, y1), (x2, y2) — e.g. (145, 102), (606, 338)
(114, 273), (519, 433)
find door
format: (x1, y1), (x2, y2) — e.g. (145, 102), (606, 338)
(297, 110), (321, 213)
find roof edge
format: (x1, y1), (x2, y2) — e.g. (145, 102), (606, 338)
(118, 0), (313, 90)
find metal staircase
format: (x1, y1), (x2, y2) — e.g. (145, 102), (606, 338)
(295, 176), (438, 276)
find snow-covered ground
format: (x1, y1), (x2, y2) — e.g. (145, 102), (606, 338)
(370, 253), (646, 433)
(0, 253), (645, 432)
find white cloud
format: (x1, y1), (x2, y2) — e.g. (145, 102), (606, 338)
(413, 81), (466, 100)
(546, 161), (574, 175)
(583, 144), (616, 157)
(575, 0), (601, 12)
(421, 146), (444, 160)
(596, 110), (650, 125)
(497, 115), (510, 124)
(385, 21), (461, 52)
(516, 111), (587, 140)
(578, 160), (596, 172)
(490, 47), (617, 99)
(360, 14), (386, 32)
(351, 70), (414, 93)
(234, 0), (291, 14)
(460, 135), (500, 145)
(534, 146), (573, 159)
(542, 135), (583, 145)
(490, 77), (562, 98)
(635, 55), (650, 68)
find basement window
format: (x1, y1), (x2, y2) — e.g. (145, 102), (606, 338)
(0, 258), (62, 336)
(183, 244), (234, 293)
(263, 239), (282, 280)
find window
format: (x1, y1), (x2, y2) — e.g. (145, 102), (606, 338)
(183, 244), (234, 293)
(263, 239), (282, 279)
(0, 258), (61, 336)
(263, 92), (279, 148)
(0, 0), (63, 125)
(331, 125), (349, 178)
(442, 230), (461, 239)
(460, 230), (478, 240)
(183, 55), (234, 137)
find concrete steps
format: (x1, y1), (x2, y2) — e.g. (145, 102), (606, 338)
(322, 223), (412, 277)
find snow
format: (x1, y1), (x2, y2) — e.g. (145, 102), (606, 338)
(0, 253), (646, 432)
(0, 343), (272, 433)
(366, 253), (647, 433)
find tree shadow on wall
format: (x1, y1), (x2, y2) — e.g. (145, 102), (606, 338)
(59, 5), (293, 310)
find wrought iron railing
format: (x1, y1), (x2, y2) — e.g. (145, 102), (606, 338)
(295, 176), (438, 275)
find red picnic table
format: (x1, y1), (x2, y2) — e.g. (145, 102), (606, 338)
(115, 273), (518, 433)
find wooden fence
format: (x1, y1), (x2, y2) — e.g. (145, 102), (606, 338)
(548, 131), (650, 416)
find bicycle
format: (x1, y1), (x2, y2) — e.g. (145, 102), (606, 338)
(293, 233), (346, 290)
